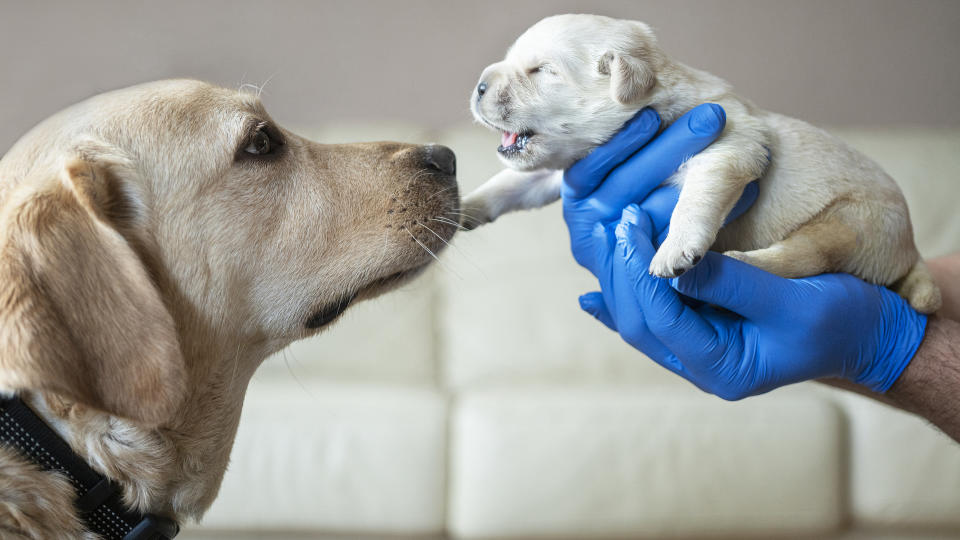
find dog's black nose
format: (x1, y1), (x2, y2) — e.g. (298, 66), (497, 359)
(424, 144), (456, 176)
(477, 82), (487, 98)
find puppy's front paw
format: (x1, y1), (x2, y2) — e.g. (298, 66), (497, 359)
(648, 237), (707, 278)
(458, 194), (493, 230)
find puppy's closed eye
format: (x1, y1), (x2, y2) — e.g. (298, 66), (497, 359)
(527, 64), (556, 76)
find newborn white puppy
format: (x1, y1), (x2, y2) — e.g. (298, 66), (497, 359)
(464, 13), (940, 313)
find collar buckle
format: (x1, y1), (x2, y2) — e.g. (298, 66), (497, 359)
(125, 514), (180, 540)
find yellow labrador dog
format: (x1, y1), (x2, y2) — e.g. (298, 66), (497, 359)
(464, 14), (940, 313)
(0, 79), (458, 538)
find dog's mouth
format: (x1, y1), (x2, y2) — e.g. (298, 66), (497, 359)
(305, 293), (358, 329)
(304, 266), (425, 330)
(498, 130), (535, 156)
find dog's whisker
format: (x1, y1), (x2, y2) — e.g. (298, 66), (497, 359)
(282, 348), (313, 397)
(257, 71), (278, 99)
(239, 83), (262, 95)
(286, 346), (318, 400)
(423, 220), (486, 277)
(237, 71), (249, 93)
(445, 210), (483, 226)
(430, 217), (468, 231)
(427, 185), (457, 201)
(403, 226), (463, 280)
(403, 226), (440, 263)
(420, 222), (452, 248)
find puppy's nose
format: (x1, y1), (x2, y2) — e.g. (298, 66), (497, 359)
(477, 82), (487, 98)
(424, 144), (456, 176)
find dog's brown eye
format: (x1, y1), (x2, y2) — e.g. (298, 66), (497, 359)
(245, 127), (272, 155)
(528, 66), (543, 75)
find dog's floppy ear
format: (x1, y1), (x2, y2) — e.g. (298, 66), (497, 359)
(0, 158), (185, 426)
(598, 21), (659, 105)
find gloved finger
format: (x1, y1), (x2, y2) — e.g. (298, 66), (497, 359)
(578, 292), (617, 331)
(610, 207), (684, 372)
(591, 220), (621, 327)
(562, 108), (661, 200)
(616, 216), (721, 363)
(639, 180), (756, 249)
(564, 203), (602, 272)
(589, 104), (726, 221)
(636, 184), (678, 243)
(670, 251), (795, 322)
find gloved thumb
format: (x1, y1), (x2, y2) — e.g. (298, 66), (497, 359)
(579, 292), (618, 331)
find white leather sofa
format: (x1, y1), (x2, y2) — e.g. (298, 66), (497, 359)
(184, 123), (960, 539)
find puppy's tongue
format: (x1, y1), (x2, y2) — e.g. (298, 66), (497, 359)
(501, 131), (519, 147)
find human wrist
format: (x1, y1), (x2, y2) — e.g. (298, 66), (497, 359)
(886, 316), (960, 442)
(853, 292), (928, 392)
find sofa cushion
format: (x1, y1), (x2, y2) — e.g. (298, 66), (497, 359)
(837, 392), (960, 528)
(198, 379), (447, 534)
(449, 386), (845, 538)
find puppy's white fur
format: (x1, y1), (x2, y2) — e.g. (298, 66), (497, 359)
(464, 14), (939, 313)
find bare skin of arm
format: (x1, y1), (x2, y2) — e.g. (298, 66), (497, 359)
(886, 315), (960, 441)
(824, 252), (960, 442)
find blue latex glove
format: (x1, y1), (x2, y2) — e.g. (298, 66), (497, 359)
(578, 205), (927, 397)
(562, 104), (756, 274)
(563, 104), (755, 335)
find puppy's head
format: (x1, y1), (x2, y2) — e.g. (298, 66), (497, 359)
(470, 14), (663, 170)
(0, 80), (459, 426)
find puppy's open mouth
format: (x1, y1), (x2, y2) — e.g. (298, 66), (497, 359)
(498, 130), (535, 156)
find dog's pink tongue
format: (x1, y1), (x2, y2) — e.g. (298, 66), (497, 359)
(501, 131), (519, 147)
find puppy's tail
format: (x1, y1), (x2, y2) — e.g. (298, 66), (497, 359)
(893, 259), (942, 314)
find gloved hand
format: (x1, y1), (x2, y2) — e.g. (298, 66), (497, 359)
(563, 103), (754, 344)
(562, 104), (756, 274)
(564, 103), (926, 396)
(579, 203), (928, 397)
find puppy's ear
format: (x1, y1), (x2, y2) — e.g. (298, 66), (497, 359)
(0, 158), (185, 426)
(598, 22), (659, 105)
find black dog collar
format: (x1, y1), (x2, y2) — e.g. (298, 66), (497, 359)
(0, 395), (179, 539)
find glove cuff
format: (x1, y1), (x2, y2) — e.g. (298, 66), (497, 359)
(854, 302), (928, 393)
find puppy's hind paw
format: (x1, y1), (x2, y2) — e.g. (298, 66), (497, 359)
(894, 260), (943, 314)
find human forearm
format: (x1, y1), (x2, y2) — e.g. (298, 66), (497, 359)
(885, 315), (960, 442)
(927, 253), (960, 321)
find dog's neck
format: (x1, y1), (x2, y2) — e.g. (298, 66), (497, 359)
(24, 334), (266, 522)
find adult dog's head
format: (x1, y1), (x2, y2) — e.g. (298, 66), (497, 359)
(470, 14), (666, 170)
(0, 79), (459, 428)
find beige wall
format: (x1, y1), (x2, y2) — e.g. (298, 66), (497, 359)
(1, 0), (959, 153)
